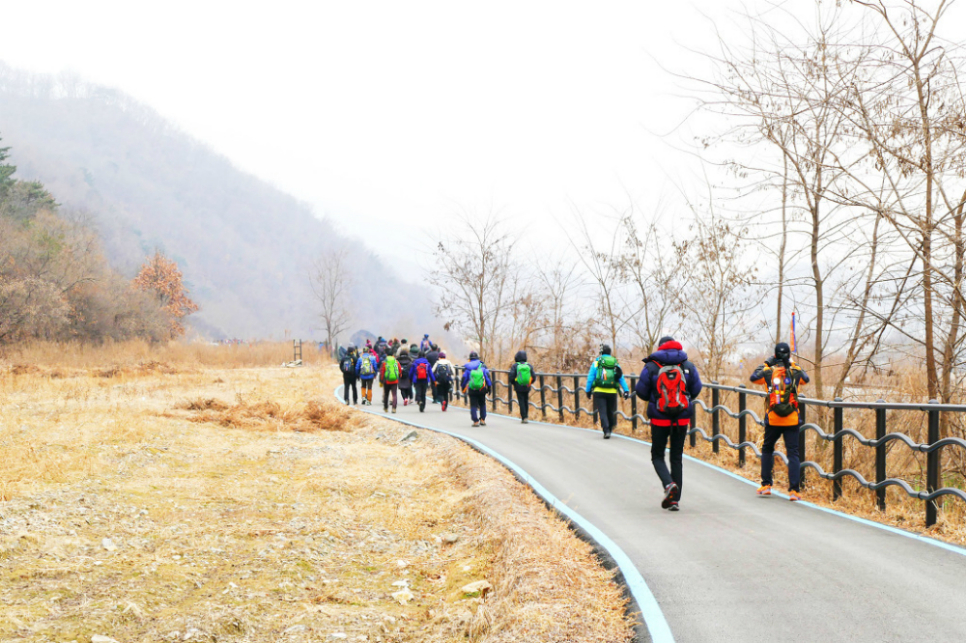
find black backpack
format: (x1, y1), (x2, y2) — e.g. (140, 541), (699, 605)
(434, 362), (452, 384)
(340, 356), (355, 374)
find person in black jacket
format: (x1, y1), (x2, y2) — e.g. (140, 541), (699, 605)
(508, 350), (535, 423)
(396, 348), (415, 406)
(339, 345), (359, 405)
(427, 344), (441, 403)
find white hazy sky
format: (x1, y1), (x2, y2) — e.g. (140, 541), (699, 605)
(1, 0), (754, 265)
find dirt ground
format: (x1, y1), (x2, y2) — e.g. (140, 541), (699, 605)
(0, 355), (633, 642)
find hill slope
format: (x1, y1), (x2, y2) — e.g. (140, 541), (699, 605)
(0, 63), (442, 341)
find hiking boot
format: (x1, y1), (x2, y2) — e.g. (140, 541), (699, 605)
(404, 399), (408, 406)
(662, 483), (679, 509)
(757, 485), (772, 496)
(788, 489), (801, 502)
(603, 430), (611, 439)
(383, 406), (388, 412)
(668, 501), (680, 512)
(472, 422), (480, 427)
(392, 407), (397, 414)
(442, 402), (448, 412)
(480, 420), (486, 426)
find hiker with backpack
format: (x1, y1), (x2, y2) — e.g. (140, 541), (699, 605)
(750, 342), (810, 502)
(409, 351), (436, 412)
(420, 334), (431, 352)
(584, 345), (630, 439)
(396, 346), (415, 406)
(636, 336), (702, 511)
(339, 345), (359, 405)
(380, 352), (401, 413)
(355, 346), (379, 406)
(508, 350), (535, 424)
(427, 344), (441, 404)
(461, 352), (492, 427)
(433, 352), (455, 411)
(396, 338), (409, 357)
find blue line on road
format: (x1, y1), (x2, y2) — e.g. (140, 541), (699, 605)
(334, 386), (674, 643)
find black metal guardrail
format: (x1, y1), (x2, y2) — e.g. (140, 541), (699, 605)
(450, 366), (966, 527)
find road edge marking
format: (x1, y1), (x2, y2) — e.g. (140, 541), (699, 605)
(334, 386), (673, 643)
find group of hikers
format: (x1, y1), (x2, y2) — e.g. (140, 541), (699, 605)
(339, 334), (808, 511)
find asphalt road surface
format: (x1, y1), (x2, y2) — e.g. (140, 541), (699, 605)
(346, 389), (966, 643)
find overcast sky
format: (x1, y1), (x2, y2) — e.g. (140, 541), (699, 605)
(1, 1), (751, 265)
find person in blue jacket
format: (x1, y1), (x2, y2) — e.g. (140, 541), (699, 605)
(355, 346), (380, 406)
(635, 336), (702, 511)
(460, 351), (492, 427)
(584, 345), (630, 439)
(409, 350), (437, 412)
(420, 334), (432, 352)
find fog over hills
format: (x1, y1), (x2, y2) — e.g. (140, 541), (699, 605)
(0, 63), (445, 342)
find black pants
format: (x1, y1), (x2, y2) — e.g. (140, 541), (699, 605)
(469, 391), (488, 422)
(414, 381), (429, 411)
(343, 375), (357, 404)
(762, 425), (801, 491)
(436, 382), (451, 406)
(594, 392), (618, 434)
(400, 384), (413, 401)
(514, 388), (530, 419)
(651, 424), (687, 497)
(382, 382), (398, 410)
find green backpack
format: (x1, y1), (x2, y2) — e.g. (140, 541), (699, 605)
(594, 355), (618, 388)
(515, 362), (532, 386)
(468, 367), (487, 391)
(384, 356), (399, 384)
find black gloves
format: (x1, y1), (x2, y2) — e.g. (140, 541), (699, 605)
(764, 356), (779, 367)
(623, 391), (630, 400)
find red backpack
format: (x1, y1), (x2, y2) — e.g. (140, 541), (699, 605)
(416, 362), (429, 380)
(655, 363), (690, 417)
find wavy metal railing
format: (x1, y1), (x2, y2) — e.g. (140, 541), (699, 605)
(445, 365), (966, 527)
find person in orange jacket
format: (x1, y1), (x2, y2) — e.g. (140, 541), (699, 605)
(750, 342), (810, 501)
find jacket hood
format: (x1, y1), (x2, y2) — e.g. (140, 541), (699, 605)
(515, 350), (528, 363)
(647, 340), (688, 365)
(465, 359), (483, 369)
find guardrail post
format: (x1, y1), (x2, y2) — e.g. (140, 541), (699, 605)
(454, 367), (461, 403)
(799, 400), (807, 487)
(926, 400), (940, 527)
(738, 385), (747, 468)
(491, 375), (496, 412)
(833, 398), (843, 501)
(574, 376), (581, 421)
(689, 408), (696, 448)
(539, 374), (547, 418)
(875, 402), (887, 512)
(508, 372), (513, 413)
(712, 384), (720, 454)
(556, 375), (564, 422)
(630, 376), (638, 433)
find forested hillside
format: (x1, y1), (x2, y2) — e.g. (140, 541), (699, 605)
(0, 63), (442, 341)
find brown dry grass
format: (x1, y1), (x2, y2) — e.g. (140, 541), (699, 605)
(0, 342), (632, 642)
(454, 379), (966, 548)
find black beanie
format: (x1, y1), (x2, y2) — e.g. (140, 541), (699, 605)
(601, 345), (612, 355)
(659, 336), (675, 346)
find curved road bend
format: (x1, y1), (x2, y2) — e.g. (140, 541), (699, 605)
(350, 392), (966, 642)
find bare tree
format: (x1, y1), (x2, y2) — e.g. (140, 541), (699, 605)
(309, 243), (353, 356)
(429, 215), (518, 364)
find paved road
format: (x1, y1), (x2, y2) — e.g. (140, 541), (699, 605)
(349, 391), (966, 642)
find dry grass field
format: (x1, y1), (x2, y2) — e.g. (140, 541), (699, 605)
(0, 342), (632, 642)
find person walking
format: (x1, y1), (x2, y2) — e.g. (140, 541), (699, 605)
(396, 338), (409, 358)
(636, 336), (702, 512)
(584, 345), (630, 439)
(751, 342), (809, 502)
(508, 350), (535, 423)
(356, 346), (379, 406)
(396, 347), (415, 406)
(339, 344), (359, 405)
(461, 351), (492, 427)
(420, 333), (432, 352)
(427, 344), (441, 404)
(380, 352), (401, 413)
(409, 351), (436, 412)
(433, 352), (455, 411)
